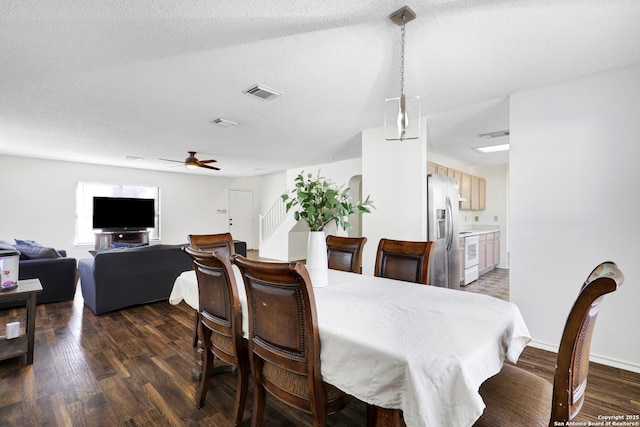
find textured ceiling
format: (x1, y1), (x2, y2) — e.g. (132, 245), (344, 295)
(1, 1), (639, 176)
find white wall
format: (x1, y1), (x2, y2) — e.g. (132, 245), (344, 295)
(471, 164), (509, 268)
(0, 155), (259, 261)
(284, 158), (363, 194)
(510, 63), (640, 372)
(361, 120), (428, 275)
(258, 170), (287, 214)
(257, 158), (363, 261)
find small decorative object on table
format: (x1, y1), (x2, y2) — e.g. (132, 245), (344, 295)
(282, 171), (374, 287)
(0, 249), (20, 291)
(1, 280), (18, 292)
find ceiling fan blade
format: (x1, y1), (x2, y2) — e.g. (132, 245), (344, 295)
(199, 164), (220, 170)
(159, 153), (220, 170)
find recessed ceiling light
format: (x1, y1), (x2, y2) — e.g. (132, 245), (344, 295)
(473, 144), (510, 153)
(210, 118), (239, 128)
(126, 156), (143, 161)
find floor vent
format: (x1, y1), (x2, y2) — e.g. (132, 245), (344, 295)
(244, 84), (282, 100)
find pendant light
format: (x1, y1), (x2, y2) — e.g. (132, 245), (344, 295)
(385, 6), (421, 141)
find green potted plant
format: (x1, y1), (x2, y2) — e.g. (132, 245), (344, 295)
(281, 171), (374, 287)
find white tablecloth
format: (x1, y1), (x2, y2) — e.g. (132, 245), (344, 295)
(170, 265), (250, 339)
(170, 268), (530, 427)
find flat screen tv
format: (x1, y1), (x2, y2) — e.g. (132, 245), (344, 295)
(92, 197), (155, 230)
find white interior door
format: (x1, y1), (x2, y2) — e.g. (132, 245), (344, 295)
(229, 189), (254, 249)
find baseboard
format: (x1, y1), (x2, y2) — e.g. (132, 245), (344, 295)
(528, 340), (640, 374)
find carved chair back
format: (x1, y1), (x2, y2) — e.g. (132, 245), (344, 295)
(232, 255), (352, 425)
(374, 238), (434, 284)
(188, 233), (235, 257)
(326, 235), (367, 274)
(182, 247), (248, 423)
(550, 261), (624, 423)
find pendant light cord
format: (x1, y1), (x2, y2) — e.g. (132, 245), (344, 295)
(385, 6), (420, 141)
(400, 14), (406, 97)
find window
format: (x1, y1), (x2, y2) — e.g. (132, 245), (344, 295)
(75, 181), (160, 244)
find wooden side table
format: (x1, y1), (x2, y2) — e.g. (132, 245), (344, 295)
(0, 279), (42, 365)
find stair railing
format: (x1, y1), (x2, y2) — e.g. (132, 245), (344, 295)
(259, 189), (288, 244)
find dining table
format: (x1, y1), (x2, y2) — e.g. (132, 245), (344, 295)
(170, 266), (531, 427)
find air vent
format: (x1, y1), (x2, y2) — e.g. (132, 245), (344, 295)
(244, 84), (282, 101)
(479, 130), (510, 139)
(210, 118), (239, 128)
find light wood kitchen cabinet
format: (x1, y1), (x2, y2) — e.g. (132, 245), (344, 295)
(478, 234), (487, 273)
(448, 169), (461, 189)
(454, 170), (462, 190)
(427, 162), (438, 175)
(478, 231), (500, 275)
(491, 232), (500, 267)
(447, 168), (455, 179)
(427, 161), (485, 211)
(485, 233), (495, 267)
(460, 173), (472, 210)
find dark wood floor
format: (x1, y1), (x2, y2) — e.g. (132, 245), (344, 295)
(0, 280), (638, 426)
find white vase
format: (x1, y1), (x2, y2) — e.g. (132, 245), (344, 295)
(306, 231), (329, 288)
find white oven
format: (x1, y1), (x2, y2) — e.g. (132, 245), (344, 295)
(463, 235), (479, 286)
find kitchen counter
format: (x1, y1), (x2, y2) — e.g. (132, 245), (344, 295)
(459, 228), (502, 280)
(459, 228), (499, 237)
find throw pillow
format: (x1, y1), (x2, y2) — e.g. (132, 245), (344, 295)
(14, 239), (43, 247)
(15, 245), (61, 260)
(0, 240), (15, 251)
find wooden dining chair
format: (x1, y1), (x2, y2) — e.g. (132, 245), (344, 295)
(183, 247), (249, 426)
(326, 235), (367, 274)
(188, 232), (235, 254)
(474, 261), (624, 427)
(186, 233), (236, 346)
(374, 238), (434, 284)
(232, 255), (353, 427)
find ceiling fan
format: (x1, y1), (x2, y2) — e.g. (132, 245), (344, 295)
(159, 151), (220, 170)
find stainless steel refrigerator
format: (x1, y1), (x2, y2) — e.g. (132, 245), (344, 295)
(427, 174), (461, 288)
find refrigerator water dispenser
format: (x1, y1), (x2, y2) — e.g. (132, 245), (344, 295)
(436, 209), (446, 239)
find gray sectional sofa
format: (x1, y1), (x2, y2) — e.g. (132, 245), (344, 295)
(20, 251), (78, 304)
(0, 241), (78, 310)
(78, 244), (193, 315)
